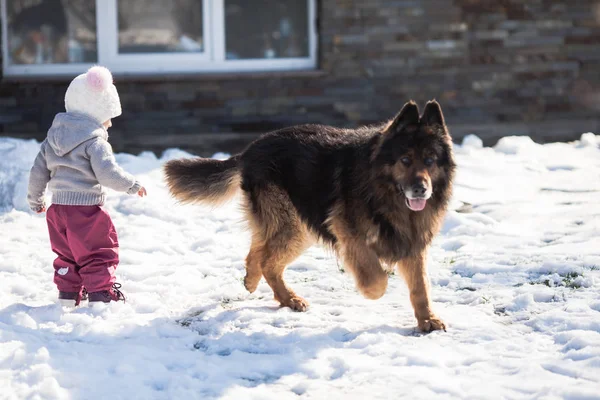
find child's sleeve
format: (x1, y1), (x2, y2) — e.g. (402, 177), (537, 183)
(87, 138), (142, 194)
(27, 140), (51, 212)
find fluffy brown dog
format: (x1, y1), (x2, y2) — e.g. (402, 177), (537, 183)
(164, 100), (456, 332)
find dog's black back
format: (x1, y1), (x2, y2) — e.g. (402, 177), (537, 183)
(240, 124), (381, 244)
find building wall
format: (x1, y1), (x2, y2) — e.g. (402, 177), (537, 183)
(1, 0), (600, 155)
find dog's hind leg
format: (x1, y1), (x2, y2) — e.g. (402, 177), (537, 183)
(241, 194), (265, 293)
(261, 228), (310, 311)
(244, 185), (310, 311)
(244, 231), (266, 293)
(397, 252), (446, 332)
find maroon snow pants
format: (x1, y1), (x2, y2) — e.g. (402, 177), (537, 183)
(46, 204), (119, 293)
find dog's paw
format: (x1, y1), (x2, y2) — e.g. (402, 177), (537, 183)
(417, 316), (447, 333)
(358, 271), (388, 300)
(243, 275), (259, 293)
(282, 296), (309, 312)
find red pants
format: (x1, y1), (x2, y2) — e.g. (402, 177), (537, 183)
(46, 204), (119, 293)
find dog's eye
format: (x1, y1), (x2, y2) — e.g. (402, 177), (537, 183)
(400, 157), (411, 166)
(424, 157), (435, 166)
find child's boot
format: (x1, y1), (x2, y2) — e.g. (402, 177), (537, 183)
(88, 283), (126, 304)
(58, 287), (88, 307)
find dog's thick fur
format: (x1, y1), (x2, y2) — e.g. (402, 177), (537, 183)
(165, 100), (456, 332)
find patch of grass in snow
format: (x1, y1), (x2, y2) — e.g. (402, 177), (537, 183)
(527, 271), (587, 289)
(562, 272), (583, 289)
(529, 278), (553, 287)
(443, 257), (457, 266)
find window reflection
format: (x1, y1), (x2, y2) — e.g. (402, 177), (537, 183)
(6, 0), (97, 65)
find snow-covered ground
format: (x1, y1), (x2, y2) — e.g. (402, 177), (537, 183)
(0, 133), (599, 400)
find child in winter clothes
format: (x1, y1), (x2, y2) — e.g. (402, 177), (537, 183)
(27, 66), (146, 306)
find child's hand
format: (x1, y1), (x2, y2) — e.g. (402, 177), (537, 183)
(137, 187), (147, 197)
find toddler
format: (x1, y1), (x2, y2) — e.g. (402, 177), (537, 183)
(27, 66), (146, 306)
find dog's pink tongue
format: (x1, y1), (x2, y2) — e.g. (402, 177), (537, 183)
(408, 198), (427, 211)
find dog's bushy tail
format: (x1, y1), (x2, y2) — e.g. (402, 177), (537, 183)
(163, 155), (241, 205)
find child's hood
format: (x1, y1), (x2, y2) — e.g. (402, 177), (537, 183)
(47, 112), (108, 156)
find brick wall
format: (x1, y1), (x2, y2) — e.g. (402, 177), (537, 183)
(1, 0), (600, 155)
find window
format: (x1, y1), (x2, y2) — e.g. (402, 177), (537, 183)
(117, 1), (205, 54)
(224, 0), (310, 60)
(1, 0), (317, 76)
(4, 0), (97, 66)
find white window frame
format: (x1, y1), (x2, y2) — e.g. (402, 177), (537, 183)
(1, 0), (318, 77)
(98, 0), (213, 73)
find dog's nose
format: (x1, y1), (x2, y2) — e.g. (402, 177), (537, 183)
(412, 184), (427, 197)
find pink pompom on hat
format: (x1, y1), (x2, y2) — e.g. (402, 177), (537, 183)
(64, 66), (122, 124)
(86, 66), (113, 91)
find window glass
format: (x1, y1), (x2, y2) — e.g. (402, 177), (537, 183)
(117, 0), (204, 54)
(225, 0), (310, 60)
(6, 0), (97, 65)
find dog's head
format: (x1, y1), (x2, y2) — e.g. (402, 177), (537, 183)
(373, 100), (456, 212)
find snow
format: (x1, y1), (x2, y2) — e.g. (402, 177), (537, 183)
(1, 133), (599, 400)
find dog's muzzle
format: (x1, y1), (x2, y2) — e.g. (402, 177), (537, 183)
(402, 184), (431, 212)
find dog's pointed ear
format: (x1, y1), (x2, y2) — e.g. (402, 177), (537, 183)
(421, 100), (445, 127)
(386, 101), (420, 134)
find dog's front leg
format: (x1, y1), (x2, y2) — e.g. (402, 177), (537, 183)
(338, 237), (388, 300)
(329, 218), (388, 299)
(397, 253), (446, 332)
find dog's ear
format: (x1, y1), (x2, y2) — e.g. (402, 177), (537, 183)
(420, 100), (445, 127)
(386, 101), (420, 134)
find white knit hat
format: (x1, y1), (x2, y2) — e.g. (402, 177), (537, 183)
(64, 66), (122, 124)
